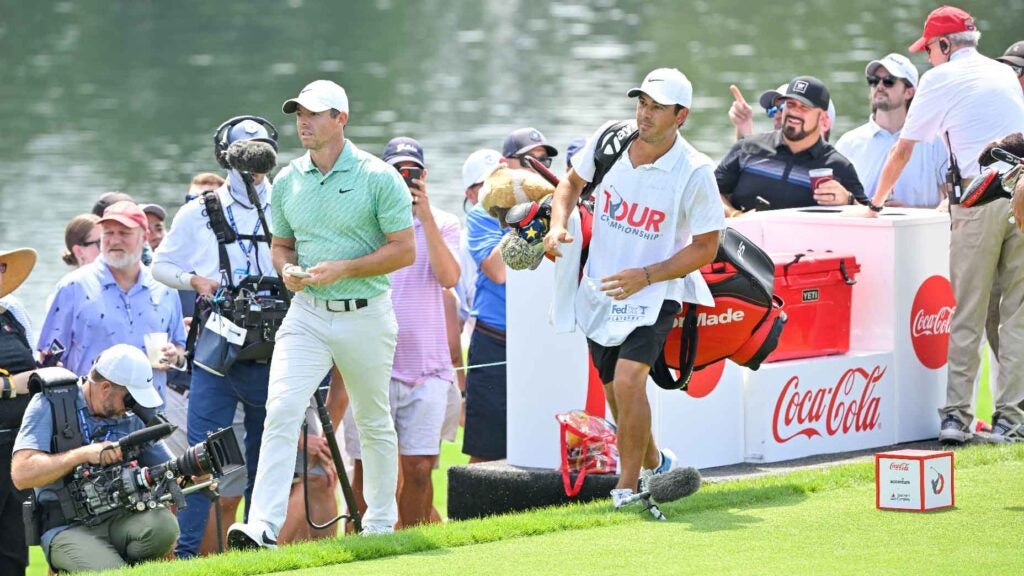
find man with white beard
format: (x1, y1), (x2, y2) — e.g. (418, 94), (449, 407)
(38, 201), (186, 401)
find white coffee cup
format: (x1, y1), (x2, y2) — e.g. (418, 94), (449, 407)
(143, 332), (169, 367)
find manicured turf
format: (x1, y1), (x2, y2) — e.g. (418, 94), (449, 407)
(92, 441), (1023, 576)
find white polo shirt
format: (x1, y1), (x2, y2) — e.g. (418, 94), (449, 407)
(571, 121), (725, 345)
(836, 117), (948, 208)
(153, 184), (277, 286)
(902, 47), (1024, 178)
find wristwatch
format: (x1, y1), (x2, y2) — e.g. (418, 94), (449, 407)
(869, 203), (884, 213)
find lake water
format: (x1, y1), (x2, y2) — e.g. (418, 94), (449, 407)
(1, 0), (1021, 329)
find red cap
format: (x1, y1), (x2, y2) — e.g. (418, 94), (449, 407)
(909, 6), (976, 52)
(98, 200), (149, 231)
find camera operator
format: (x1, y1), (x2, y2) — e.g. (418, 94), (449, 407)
(11, 344), (178, 573)
(152, 116), (282, 558)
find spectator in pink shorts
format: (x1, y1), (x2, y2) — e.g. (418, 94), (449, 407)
(344, 137), (461, 527)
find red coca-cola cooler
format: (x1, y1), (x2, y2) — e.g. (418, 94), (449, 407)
(765, 251), (860, 362)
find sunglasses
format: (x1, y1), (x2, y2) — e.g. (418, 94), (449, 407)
(1011, 64), (1024, 78)
(867, 75), (899, 88)
(766, 102), (786, 119)
(79, 240), (101, 248)
(518, 154), (552, 168)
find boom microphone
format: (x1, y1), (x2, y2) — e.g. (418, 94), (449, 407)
(115, 423), (176, 451)
(226, 140), (277, 174)
(619, 467), (702, 519)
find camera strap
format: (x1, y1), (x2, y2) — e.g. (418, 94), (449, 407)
(41, 379), (85, 524)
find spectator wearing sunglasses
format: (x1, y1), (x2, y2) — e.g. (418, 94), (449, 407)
(835, 53), (948, 208)
(996, 41), (1024, 93)
(717, 76), (867, 216)
(502, 127), (558, 174)
(61, 214), (101, 268)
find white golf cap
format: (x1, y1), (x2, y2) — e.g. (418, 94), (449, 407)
(627, 68), (692, 108)
(282, 80), (349, 115)
(94, 344), (161, 408)
(461, 148), (502, 191)
(865, 53), (919, 88)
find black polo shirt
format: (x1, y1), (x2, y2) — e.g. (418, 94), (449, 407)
(715, 130), (867, 211)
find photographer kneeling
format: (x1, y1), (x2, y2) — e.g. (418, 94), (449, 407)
(11, 345), (178, 573)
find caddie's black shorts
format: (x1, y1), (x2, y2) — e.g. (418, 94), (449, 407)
(587, 300), (681, 385)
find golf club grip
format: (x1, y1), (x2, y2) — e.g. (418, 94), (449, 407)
(523, 155), (561, 186)
(991, 147), (1022, 166)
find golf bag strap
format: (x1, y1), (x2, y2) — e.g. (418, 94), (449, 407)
(649, 305), (698, 391)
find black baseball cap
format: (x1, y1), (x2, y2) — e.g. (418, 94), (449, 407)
(783, 76), (830, 110)
(997, 41), (1024, 68)
(382, 137), (425, 168)
(502, 127), (558, 159)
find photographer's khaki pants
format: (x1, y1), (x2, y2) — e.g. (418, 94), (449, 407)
(943, 198), (1024, 424)
(48, 507), (178, 572)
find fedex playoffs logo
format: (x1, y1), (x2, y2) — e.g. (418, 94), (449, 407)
(910, 275), (955, 369)
(600, 186), (665, 240)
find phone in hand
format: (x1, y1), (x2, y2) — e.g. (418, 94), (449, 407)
(42, 339), (65, 367)
(287, 267), (311, 279)
(398, 166), (422, 188)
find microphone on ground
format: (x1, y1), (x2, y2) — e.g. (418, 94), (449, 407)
(620, 467), (702, 517)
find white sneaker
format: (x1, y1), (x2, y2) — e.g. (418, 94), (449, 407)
(227, 522), (277, 550)
(611, 488), (638, 509)
(360, 524), (395, 536)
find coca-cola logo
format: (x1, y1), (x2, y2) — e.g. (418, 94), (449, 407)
(772, 366), (885, 443)
(910, 276), (956, 369)
(889, 462), (909, 471)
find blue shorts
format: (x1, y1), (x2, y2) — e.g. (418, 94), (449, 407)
(462, 322), (506, 460)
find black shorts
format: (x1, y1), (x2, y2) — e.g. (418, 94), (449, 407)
(587, 300), (681, 384)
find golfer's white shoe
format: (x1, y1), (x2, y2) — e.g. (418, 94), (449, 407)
(360, 524), (395, 536)
(227, 522), (277, 550)
(611, 488), (637, 509)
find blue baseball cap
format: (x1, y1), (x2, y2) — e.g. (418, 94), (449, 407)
(382, 137), (425, 168)
(227, 119), (276, 147)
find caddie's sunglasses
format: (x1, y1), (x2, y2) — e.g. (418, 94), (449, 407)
(867, 75), (898, 88)
(766, 102), (786, 119)
(518, 154), (552, 168)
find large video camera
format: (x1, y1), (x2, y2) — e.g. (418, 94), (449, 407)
(59, 425), (244, 527)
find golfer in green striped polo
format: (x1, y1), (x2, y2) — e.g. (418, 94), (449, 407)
(229, 79), (415, 548)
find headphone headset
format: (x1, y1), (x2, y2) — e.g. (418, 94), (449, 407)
(213, 115), (279, 170)
(938, 38), (950, 55)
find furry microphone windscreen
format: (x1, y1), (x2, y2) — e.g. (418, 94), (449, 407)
(499, 232), (544, 271)
(648, 467), (702, 503)
(226, 140), (278, 174)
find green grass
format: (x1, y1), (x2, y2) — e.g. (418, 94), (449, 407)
(91, 442), (1024, 576)
(24, 354), (996, 575)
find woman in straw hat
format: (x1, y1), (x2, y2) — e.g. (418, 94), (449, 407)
(0, 247), (41, 576)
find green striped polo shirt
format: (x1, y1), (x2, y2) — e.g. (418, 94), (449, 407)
(271, 140), (413, 299)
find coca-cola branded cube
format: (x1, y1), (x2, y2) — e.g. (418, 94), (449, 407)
(875, 449), (954, 511)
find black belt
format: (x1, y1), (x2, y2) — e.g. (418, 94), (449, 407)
(473, 320), (506, 344)
(312, 297), (369, 312)
(0, 427), (19, 444)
